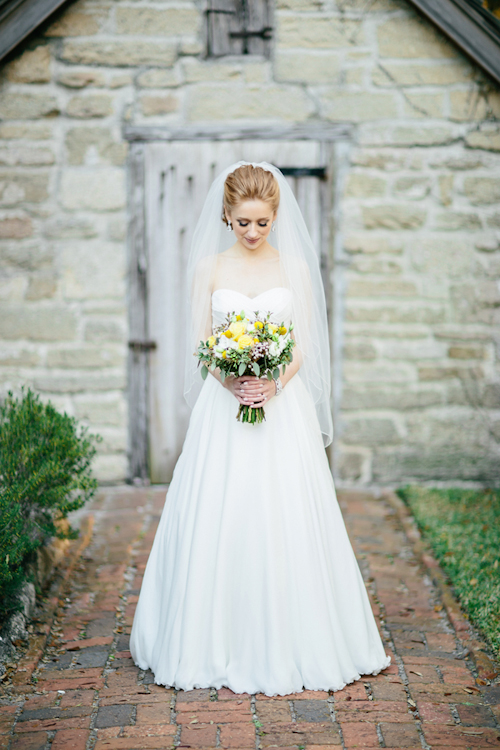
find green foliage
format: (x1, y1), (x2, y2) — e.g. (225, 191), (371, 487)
(397, 485), (500, 658)
(0, 388), (99, 620)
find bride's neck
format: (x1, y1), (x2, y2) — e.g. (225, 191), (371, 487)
(234, 240), (276, 261)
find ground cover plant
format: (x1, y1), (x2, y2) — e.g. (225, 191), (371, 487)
(398, 485), (500, 659)
(0, 388), (99, 621)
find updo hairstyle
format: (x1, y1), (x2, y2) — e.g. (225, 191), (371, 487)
(222, 165), (280, 226)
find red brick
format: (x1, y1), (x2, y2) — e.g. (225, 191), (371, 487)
(380, 722), (420, 747)
(336, 700), (412, 723)
(334, 683), (367, 702)
(439, 665), (477, 686)
(64, 636), (114, 651)
(39, 677), (105, 692)
(51, 729), (89, 750)
(416, 702), (454, 724)
(406, 666), (440, 683)
(176, 700), (250, 714)
(94, 739), (175, 749)
(15, 715), (91, 732)
(425, 633), (457, 653)
(341, 721), (379, 747)
(136, 704), (172, 725)
(423, 725), (500, 746)
(11, 733), (48, 750)
(255, 700), (292, 722)
(177, 709), (252, 724)
(105, 671), (140, 694)
(121, 725), (177, 738)
(456, 704), (497, 727)
(176, 688), (211, 702)
(370, 682), (407, 701)
(100, 691), (172, 706)
(39, 667), (102, 682)
(219, 721), (256, 747)
(179, 723), (218, 747)
(260, 721), (341, 746)
(217, 687), (252, 700)
(59, 689), (95, 708)
(410, 684), (482, 703)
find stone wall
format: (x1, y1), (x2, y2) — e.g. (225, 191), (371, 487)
(0, 0), (499, 483)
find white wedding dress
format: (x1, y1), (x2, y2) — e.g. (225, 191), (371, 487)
(130, 287), (391, 696)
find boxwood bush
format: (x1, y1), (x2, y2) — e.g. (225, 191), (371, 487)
(0, 388), (99, 621)
(398, 485), (500, 659)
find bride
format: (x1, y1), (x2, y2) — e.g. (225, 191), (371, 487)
(130, 161), (391, 696)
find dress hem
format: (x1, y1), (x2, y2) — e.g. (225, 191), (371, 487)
(132, 654), (392, 698)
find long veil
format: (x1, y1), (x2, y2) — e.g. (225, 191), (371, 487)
(183, 160), (333, 447)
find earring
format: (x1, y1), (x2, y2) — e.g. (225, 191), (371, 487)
(227, 221), (232, 232)
(271, 221), (276, 232)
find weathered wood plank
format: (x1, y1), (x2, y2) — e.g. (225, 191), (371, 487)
(407, 0), (500, 86)
(127, 142), (149, 480)
(123, 123), (353, 143)
(0, 0), (68, 62)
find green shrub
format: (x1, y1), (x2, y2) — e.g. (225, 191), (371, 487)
(398, 485), (500, 659)
(0, 388), (99, 621)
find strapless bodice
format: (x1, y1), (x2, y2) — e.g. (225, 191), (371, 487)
(211, 287), (292, 327)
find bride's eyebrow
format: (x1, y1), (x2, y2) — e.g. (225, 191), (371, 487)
(236, 216), (271, 221)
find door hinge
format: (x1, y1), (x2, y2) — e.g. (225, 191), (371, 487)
(128, 340), (157, 351)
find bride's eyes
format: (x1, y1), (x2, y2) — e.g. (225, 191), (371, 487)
(238, 222), (268, 227)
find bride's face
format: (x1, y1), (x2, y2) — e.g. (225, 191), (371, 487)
(226, 199), (277, 251)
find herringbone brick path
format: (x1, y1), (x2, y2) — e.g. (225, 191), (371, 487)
(1, 486), (499, 750)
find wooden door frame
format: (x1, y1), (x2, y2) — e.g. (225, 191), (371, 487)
(124, 122), (353, 481)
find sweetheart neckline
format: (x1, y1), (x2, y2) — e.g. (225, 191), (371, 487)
(211, 287), (289, 301)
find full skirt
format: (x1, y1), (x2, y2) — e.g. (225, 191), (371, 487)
(130, 374), (391, 696)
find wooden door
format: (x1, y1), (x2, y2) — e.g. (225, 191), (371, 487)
(142, 140), (332, 482)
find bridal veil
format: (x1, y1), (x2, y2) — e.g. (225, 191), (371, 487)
(183, 160), (333, 448)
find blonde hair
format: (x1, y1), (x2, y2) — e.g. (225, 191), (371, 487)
(222, 165), (280, 225)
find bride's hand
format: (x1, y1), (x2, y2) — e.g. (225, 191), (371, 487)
(224, 375), (277, 406)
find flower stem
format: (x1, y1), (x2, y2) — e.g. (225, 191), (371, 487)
(237, 404), (266, 424)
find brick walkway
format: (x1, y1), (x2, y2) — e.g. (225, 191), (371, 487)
(1, 486), (499, 750)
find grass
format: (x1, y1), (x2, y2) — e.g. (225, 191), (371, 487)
(397, 486), (500, 660)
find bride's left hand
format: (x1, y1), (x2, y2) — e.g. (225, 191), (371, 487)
(236, 376), (277, 407)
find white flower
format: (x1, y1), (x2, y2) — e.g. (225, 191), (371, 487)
(268, 342), (279, 357)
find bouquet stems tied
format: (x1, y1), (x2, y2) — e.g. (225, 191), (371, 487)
(237, 403), (266, 424)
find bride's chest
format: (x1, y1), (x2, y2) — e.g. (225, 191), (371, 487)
(211, 288), (292, 325)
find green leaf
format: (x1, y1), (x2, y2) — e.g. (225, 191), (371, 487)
(220, 370), (226, 383)
(201, 365), (209, 380)
(240, 309), (246, 319)
(252, 362), (260, 377)
(282, 364), (286, 375)
(238, 362), (246, 376)
(266, 371), (273, 381)
(209, 361), (216, 371)
(273, 367), (279, 380)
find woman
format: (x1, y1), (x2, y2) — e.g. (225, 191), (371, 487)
(130, 161), (391, 697)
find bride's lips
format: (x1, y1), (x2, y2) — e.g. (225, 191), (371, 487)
(245, 238), (259, 244)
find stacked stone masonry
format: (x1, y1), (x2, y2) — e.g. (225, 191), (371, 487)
(0, 0), (499, 483)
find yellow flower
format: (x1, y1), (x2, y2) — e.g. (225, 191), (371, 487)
(238, 334), (254, 349)
(207, 335), (216, 348)
(224, 329), (233, 338)
(222, 350), (227, 359)
(254, 321), (264, 330)
(279, 326), (287, 335)
(236, 314), (242, 321)
(254, 337), (259, 343)
(268, 323), (278, 334)
(229, 321), (246, 340)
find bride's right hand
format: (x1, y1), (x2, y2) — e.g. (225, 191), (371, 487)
(223, 375), (247, 405)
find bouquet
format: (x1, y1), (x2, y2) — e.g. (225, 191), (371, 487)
(196, 310), (295, 424)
